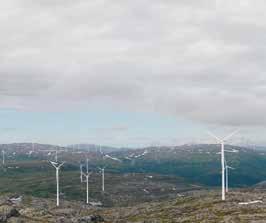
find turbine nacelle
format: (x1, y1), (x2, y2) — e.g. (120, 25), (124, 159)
(207, 130), (239, 144)
(49, 161), (65, 169)
(82, 172), (92, 178)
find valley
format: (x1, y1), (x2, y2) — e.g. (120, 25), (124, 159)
(1, 143), (266, 222)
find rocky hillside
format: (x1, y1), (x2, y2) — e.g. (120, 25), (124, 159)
(2, 189), (266, 222)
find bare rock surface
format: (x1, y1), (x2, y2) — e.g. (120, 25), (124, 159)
(2, 190), (266, 222)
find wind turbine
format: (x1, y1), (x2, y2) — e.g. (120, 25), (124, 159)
(208, 130), (239, 201)
(55, 150), (58, 162)
(99, 145), (103, 155)
(98, 145), (121, 193)
(27, 142), (35, 157)
(98, 145), (105, 192)
(49, 161), (65, 207)
(82, 158), (92, 204)
(2, 150), (5, 165)
(80, 163), (84, 183)
(225, 159), (235, 193)
(98, 166), (105, 193)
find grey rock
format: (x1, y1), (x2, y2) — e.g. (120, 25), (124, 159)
(76, 215), (105, 223)
(0, 206), (20, 222)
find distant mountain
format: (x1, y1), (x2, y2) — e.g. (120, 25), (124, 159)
(1, 143), (266, 188)
(0, 143), (67, 153)
(252, 145), (266, 151)
(0, 143), (121, 154)
(110, 144), (266, 188)
(67, 144), (122, 153)
(253, 181), (266, 189)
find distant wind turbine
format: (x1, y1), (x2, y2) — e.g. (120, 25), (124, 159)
(55, 149), (58, 162)
(99, 145), (103, 155)
(98, 167), (105, 193)
(208, 130), (239, 201)
(98, 145), (105, 193)
(49, 161), (65, 206)
(225, 159), (235, 193)
(98, 145), (121, 193)
(82, 159), (92, 204)
(80, 163), (84, 183)
(2, 150), (5, 165)
(27, 142), (35, 157)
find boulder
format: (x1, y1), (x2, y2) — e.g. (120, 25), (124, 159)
(0, 205), (20, 222)
(56, 217), (73, 223)
(76, 215), (104, 223)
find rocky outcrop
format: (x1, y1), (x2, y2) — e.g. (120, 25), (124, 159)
(0, 205), (20, 222)
(4, 190), (266, 222)
(75, 215), (105, 223)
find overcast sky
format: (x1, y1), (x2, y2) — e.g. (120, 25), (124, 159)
(0, 0), (266, 146)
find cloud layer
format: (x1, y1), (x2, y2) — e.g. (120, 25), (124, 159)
(1, 0), (266, 127)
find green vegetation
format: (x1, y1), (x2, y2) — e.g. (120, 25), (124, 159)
(1, 143), (266, 208)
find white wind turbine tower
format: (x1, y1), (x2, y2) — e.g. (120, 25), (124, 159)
(80, 163), (84, 183)
(28, 142), (35, 157)
(98, 145), (121, 193)
(225, 159), (235, 193)
(98, 166), (105, 193)
(82, 158), (92, 204)
(49, 161), (65, 207)
(208, 130), (239, 201)
(2, 150), (5, 165)
(55, 150), (58, 162)
(98, 145), (105, 193)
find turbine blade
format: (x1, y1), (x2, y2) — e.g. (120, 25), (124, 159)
(223, 129), (239, 141)
(58, 161), (65, 168)
(224, 149), (239, 153)
(49, 161), (58, 168)
(82, 173), (86, 177)
(227, 166), (235, 170)
(207, 131), (222, 142)
(104, 154), (122, 162)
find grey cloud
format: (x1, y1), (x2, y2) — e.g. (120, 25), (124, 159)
(1, 0), (266, 126)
